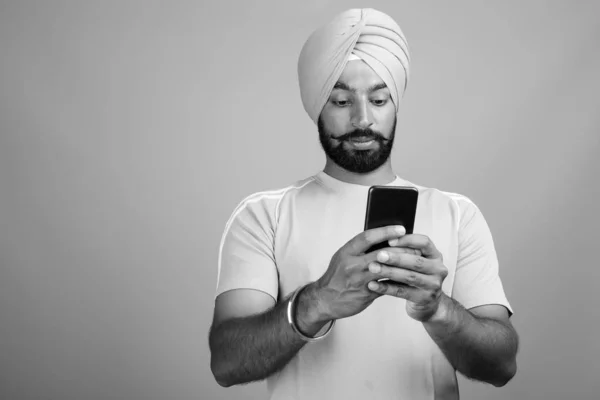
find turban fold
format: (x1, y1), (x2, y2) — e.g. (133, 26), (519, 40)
(298, 8), (411, 124)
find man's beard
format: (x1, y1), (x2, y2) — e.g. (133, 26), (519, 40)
(318, 115), (396, 174)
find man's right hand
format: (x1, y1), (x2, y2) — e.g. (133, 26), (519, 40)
(312, 225), (409, 321)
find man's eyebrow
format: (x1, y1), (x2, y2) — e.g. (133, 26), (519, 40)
(333, 81), (352, 91)
(333, 81), (389, 93)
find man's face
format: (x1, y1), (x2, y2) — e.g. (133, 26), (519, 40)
(318, 60), (397, 174)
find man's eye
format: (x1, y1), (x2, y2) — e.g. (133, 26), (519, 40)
(334, 100), (350, 107)
(372, 99), (387, 106)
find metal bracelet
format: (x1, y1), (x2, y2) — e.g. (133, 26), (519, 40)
(286, 283), (335, 342)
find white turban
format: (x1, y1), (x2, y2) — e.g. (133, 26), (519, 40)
(298, 8), (411, 124)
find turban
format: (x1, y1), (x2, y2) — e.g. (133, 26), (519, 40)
(298, 8), (411, 124)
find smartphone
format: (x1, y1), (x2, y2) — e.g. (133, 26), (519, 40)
(363, 186), (419, 255)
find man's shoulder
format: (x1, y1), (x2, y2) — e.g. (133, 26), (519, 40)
(227, 175), (318, 222)
(401, 177), (476, 210)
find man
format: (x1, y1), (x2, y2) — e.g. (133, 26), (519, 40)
(209, 8), (518, 400)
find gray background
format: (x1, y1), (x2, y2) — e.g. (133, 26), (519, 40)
(1, 1), (598, 399)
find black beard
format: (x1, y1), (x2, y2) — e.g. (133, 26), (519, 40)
(318, 115), (396, 174)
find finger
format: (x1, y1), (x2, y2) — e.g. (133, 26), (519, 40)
(367, 262), (439, 289)
(385, 242), (422, 256)
(367, 280), (418, 300)
(390, 234), (441, 259)
(363, 247), (426, 269)
(370, 246), (421, 258)
(346, 225), (406, 256)
(375, 252), (437, 274)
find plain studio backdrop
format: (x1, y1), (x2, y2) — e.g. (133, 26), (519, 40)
(0, 1), (599, 399)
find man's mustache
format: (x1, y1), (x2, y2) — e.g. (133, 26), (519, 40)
(335, 128), (388, 141)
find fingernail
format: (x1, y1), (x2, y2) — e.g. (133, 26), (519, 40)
(395, 226), (405, 235)
(377, 251), (389, 262)
(368, 281), (379, 290)
(369, 262), (381, 273)
(389, 238), (399, 246)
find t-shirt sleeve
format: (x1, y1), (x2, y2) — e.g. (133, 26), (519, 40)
(451, 197), (514, 316)
(215, 195), (279, 301)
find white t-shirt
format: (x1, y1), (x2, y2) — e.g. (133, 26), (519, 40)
(215, 170), (513, 400)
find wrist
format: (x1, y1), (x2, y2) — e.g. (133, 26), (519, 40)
(294, 282), (333, 336)
(424, 293), (454, 325)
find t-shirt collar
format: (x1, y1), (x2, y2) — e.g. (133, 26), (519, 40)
(315, 170), (407, 192)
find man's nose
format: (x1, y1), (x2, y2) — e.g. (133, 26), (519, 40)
(350, 99), (374, 130)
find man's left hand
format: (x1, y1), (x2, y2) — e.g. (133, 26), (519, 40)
(366, 234), (448, 322)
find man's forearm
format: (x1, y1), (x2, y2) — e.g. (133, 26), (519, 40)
(423, 294), (519, 387)
(209, 283), (328, 387)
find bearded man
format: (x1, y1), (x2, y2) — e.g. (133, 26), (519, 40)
(209, 8), (518, 400)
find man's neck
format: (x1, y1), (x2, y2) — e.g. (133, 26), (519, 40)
(323, 162), (396, 187)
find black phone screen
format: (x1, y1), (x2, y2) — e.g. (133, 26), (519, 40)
(363, 186), (419, 254)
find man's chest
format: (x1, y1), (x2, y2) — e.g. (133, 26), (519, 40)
(273, 198), (459, 299)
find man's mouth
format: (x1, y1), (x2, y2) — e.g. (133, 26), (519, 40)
(346, 137), (377, 149)
(348, 136), (375, 143)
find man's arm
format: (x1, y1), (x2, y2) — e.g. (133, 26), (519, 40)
(210, 225), (412, 388)
(209, 284), (327, 387)
(423, 295), (518, 387)
(366, 232), (518, 387)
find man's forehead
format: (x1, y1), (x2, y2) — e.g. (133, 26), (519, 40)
(333, 80), (388, 93)
(334, 62), (389, 93)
